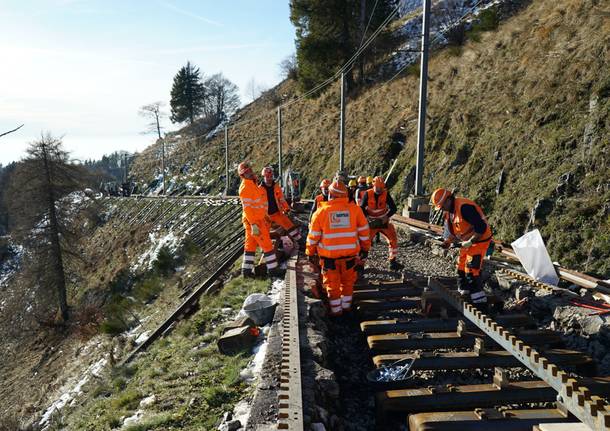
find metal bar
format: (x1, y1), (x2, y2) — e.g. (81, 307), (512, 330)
(353, 287), (423, 300)
(428, 278), (610, 430)
(277, 257), (304, 430)
(385, 378), (610, 414)
(122, 241), (244, 364)
(225, 125), (229, 196)
(414, 0), (431, 196)
(367, 329), (562, 352)
(372, 349), (593, 370)
(380, 380), (557, 413)
(339, 72), (346, 172)
(409, 409), (578, 431)
(361, 314), (533, 335)
(277, 107), (283, 185)
(162, 137), (166, 195)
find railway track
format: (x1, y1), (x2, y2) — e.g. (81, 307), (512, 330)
(277, 216), (610, 430)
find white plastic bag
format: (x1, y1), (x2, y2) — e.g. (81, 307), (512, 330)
(511, 229), (559, 285)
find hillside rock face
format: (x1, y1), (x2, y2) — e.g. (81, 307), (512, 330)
(131, 0), (610, 275)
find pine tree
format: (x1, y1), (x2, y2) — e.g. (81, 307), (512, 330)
(170, 61), (206, 124)
(290, 0), (397, 93)
(5, 135), (89, 322)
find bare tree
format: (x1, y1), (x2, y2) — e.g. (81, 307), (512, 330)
(5, 134), (88, 322)
(245, 77), (267, 102)
(278, 53), (297, 80)
(0, 124), (24, 138)
(139, 102), (166, 140)
(203, 73), (241, 124)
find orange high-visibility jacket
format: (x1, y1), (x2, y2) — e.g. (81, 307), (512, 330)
(262, 181), (290, 214)
(239, 178), (268, 224)
(364, 189), (389, 218)
(445, 197), (493, 242)
(306, 197), (371, 259)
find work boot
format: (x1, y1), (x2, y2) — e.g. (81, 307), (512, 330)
(241, 269), (255, 279)
(268, 267), (286, 279)
(389, 258), (404, 271)
(456, 271), (469, 296)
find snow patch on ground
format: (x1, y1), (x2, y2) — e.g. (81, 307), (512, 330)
(228, 279), (285, 426)
(39, 355), (108, 429)
(132, 231), (181, 271)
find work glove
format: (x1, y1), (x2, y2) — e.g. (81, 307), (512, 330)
(251, 224), (261, 236)
(460, 239), (474, 248)
(441, 239), (452, 249)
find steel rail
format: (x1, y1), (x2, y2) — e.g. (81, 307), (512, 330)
(278, 257), (304, 430)
(392, 214), (610, 292)
(122, 240), (244, 364)
(428, 278), (610, 430)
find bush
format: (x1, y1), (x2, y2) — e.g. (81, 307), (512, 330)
(133, 275), (163, 303)
(110, 390), (141, 410)
(153, 245), (176, 276)
(100, 318), (130, 335)
(473, 8), (499, 32)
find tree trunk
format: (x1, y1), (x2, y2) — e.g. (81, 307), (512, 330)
(42, 146), (69, 321)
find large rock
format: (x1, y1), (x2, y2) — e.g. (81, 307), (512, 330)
(553, 306), (604, 335)
(314, 363), (340, 403)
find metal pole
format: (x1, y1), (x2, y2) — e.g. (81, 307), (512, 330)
(123, 153), (127, 183)
(224, 125), (229, 196)
(277, 107), (283, 185)
(339, 72), (346, 172)
(161, 138), (166, 195)
(415, 0), (431, 196)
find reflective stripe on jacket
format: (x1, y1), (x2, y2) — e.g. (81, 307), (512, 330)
(445, 197), (492, 242)
(306, 197), (371, 259)
(239, 178), (268, 224)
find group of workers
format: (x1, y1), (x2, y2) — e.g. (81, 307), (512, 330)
(238, 160), (493, 316)
(306, 172), (404, 316)
(237, 162), (302, 278)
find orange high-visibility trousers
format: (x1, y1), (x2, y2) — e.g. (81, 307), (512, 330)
(321, 257), (357, 316)
(242, 218), (278, 271)
(269, 212), (301, 240)
(456, 240), (491, 277)
(370, 222), (398, 260)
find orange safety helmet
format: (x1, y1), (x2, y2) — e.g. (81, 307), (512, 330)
(430, 188), (452, 209)
(328, 180), (348, 198)
(320, 179), (331, 189)
(357, 176), (367, 185)
(238, 161), (253, 177)
(261, 166), (274, 179)
(372, 176), (385, 194)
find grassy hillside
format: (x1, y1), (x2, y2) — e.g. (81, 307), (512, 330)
(131, 0), (610, 275)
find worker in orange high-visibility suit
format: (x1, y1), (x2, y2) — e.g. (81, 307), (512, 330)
(309, 179), (330, 221)
(360, 176), (403, 271)
(306, 181), (371, 316)
(431, 188), (493, 307)
(260, 166), (302, 242)
(238, 162), (282, 278)
(355, 176), (368, 206)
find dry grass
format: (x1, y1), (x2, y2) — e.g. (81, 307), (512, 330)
(131, 0), (610, 274)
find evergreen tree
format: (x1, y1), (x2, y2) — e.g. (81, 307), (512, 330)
(170, 61), (206, 124)
(5, 135), (89, 322)
(290, 0), (397, 93)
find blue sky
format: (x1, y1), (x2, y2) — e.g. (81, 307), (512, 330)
(0, 0), (295, 164)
